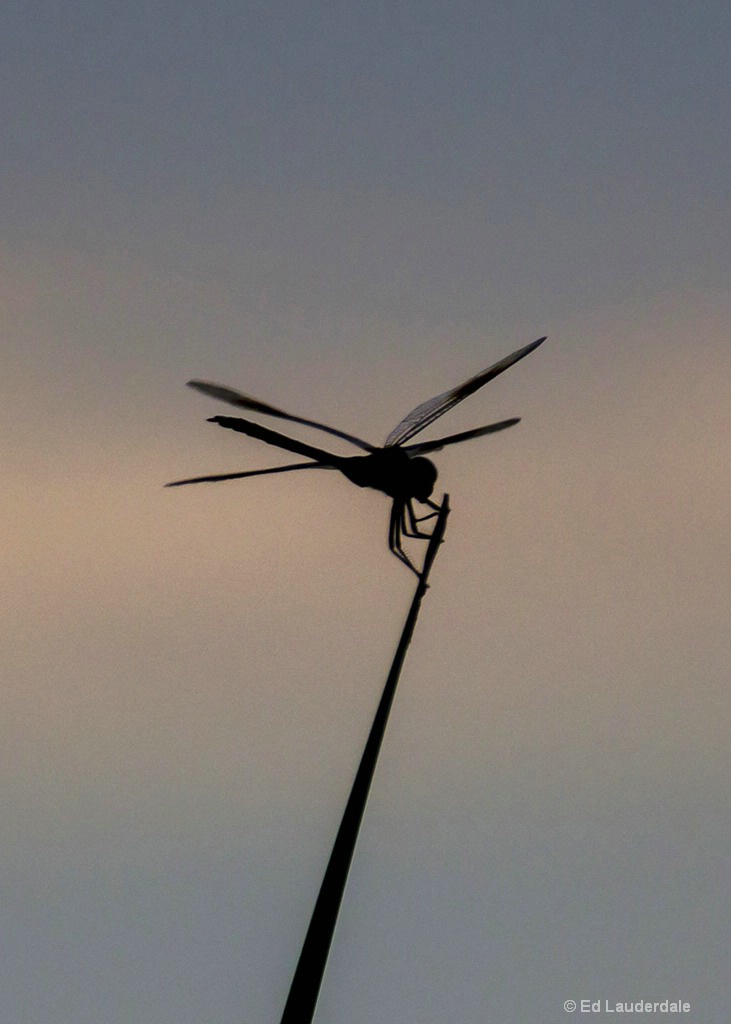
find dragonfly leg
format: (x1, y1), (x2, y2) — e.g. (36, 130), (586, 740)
(402, 500), (435, 539)
(389, 501), (421, 576)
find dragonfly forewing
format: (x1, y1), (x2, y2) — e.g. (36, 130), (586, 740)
(384, 336), (545, 447)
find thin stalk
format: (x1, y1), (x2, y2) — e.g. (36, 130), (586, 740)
(279, 495), (450, 1024)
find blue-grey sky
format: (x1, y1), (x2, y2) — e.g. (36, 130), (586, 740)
(3, 2), (730, 1023)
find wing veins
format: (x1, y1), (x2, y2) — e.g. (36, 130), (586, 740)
(385, 336), (545, 447)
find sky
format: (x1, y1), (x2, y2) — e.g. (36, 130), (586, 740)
(3, 2), (730, 1022)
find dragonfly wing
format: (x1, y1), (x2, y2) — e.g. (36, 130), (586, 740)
(402, 418), (520, 455)
(187, 381), (376, 451)
(166, 462), (334, 487)
(385, 336), (545, 446)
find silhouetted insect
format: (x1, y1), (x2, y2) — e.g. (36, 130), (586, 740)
(168, 337), (545, 574)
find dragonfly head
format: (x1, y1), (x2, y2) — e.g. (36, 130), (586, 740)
(409, 456), (438, 502)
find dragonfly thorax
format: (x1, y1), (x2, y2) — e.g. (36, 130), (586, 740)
(406, 456), (438, 501)
(340, 448), (437, 502)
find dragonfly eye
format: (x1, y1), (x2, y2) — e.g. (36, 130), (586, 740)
(409, 457), (438, 501)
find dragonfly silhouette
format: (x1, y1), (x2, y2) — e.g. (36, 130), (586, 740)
(168, 336), (545, 575)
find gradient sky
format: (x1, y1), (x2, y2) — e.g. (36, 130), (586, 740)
(3, 2), (730, 1022)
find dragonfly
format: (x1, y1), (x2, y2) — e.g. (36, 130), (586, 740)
(167, 336), (545, 575)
